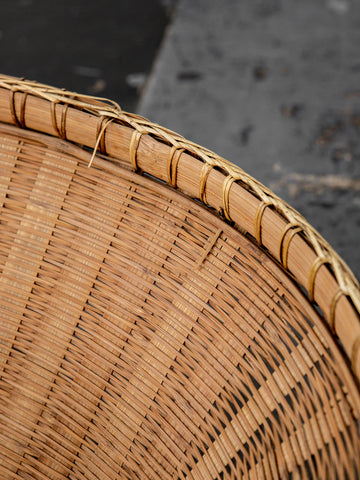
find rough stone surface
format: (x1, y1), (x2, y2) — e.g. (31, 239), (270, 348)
(138, 0), (360, 279)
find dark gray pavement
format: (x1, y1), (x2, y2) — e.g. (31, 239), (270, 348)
(0, 0), (173, 111)
(139, 0), (360, 280)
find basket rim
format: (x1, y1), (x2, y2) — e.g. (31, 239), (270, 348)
(0, 74), (359, 384)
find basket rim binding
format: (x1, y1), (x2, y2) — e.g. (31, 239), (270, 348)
(0, 73), (359, 385)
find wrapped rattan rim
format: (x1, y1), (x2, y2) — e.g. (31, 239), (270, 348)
(0, 74), (359, 384)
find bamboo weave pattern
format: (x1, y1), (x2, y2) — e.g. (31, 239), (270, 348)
(0, 75), (359, 479)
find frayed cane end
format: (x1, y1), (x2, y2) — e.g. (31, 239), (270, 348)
(88, 117), (114, 168)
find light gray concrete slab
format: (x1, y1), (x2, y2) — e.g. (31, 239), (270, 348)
(138, 0), (360, 279)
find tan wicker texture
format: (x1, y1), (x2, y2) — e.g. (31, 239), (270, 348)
(0, 75), (359, 479)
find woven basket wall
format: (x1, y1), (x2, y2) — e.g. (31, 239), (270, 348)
(0, 75), (359, 480)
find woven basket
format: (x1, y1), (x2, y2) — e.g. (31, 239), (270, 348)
(0, 75), (359, 480)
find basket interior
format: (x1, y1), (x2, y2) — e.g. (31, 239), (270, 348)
(0, 124), (359, 479)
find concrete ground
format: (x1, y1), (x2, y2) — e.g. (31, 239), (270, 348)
(139, 0), (360, 280)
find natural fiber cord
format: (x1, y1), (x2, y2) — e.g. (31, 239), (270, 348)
(0, 75), (359, 479)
